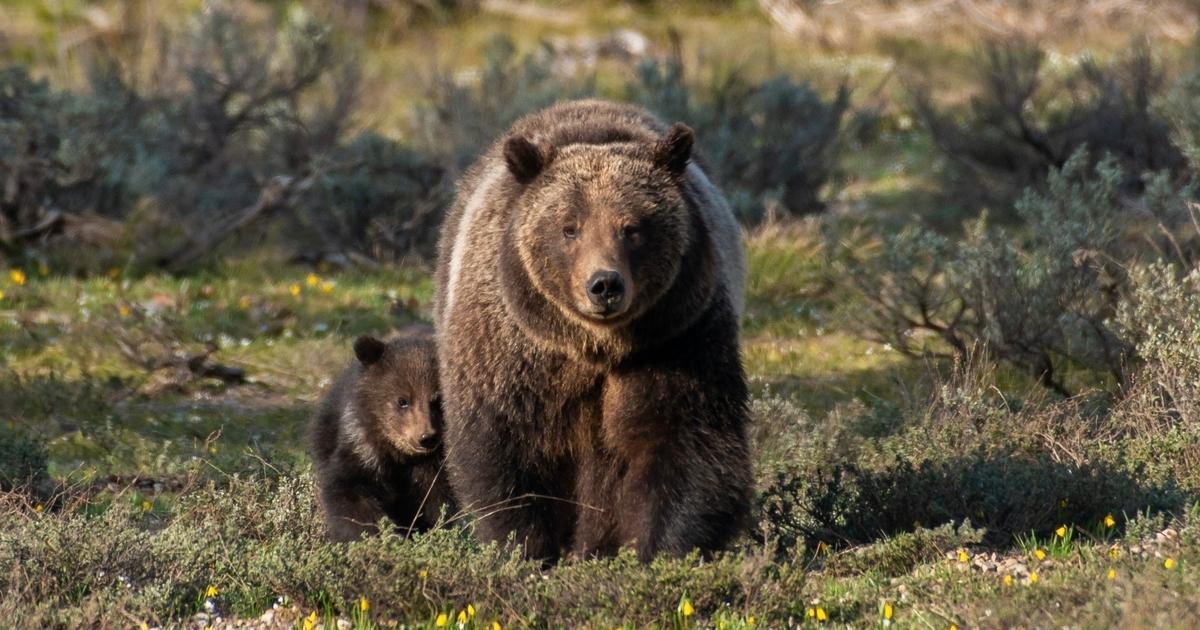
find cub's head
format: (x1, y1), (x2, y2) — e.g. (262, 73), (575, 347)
(505, 123), (695, 327)
(351, 328), (442, 457)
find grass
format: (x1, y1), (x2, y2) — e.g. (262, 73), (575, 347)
(1, 236), (1198, 627)
(2, 1), (1200, 627)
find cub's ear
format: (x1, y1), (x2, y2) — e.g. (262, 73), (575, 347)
(503, 135), (547, 184)
(353, 335), (386, 366)
(653, 122), (693, 176)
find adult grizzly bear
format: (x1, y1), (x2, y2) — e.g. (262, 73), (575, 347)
(434, 99), (749, 562)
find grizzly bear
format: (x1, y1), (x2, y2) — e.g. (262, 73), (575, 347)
(309, 326), (457, 541)
(433, 99), (750, 562)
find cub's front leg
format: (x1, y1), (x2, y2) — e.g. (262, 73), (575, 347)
(318, 467), (387, 542)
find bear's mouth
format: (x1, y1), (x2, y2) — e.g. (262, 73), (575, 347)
(583, 303), (631, 323)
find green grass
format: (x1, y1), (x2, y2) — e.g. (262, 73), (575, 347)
(2, 244), (1198, 627)
(3, 1), (1200, 627)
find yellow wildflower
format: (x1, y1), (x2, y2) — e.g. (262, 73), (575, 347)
(1028, 572), (1039, 584)
(139, 623), (149, 630)
(747, 617), (756, 626)
(1056, 525), (1067, 538)
(492, 623), (501, 630)
(1104, 514), (1116, 528)
(467, 604), (476, 618)
(1107, 568), (1117, 580)
(119, 304), (131, 318)
(435, 612), (448, 627)
(360, 596), (369, 612)
(209, 445), (217, 455)
(1060, 498), (1068, 508)
(10, 269), (26, 286)
(142, 500), (152, 512)
(680, 599), (694, 617)
(108, 267), (120, 279)
(1003, 574), (1013, 586)
(238, 296), (251, 310)
(205, 585), (218, 598)
(816, 541), (829, 554)
(303, 611), (318, 630)
(816, 607), (828, 622)
(306, 273), (320, 287)
(950, 625), (959, 630)
(883, 602), (894, 620)
(806, 608), (815, 619)
(1109, 546), (1120, 559)
(457, 610), (468, 624)
(321, 281), (334, 294)
(1164, 557), (1176, 570)
(419, 570), (428, 580)
(34, 503), (43, 513)
(1034, 549), (1047, 561)
(957, 549), (969, 563)
(289, 284), (302, 297)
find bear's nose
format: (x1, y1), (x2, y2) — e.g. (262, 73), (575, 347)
(418, 432), (439, 450)
(587, 271), (624, 307)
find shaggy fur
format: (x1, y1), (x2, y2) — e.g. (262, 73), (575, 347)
(309, 326), (457, 541)
(433, 99), (750, 562)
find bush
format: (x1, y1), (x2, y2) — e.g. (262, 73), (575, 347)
(1, 9), (445, 270)
(843, 149), (1198, 394)
(412, 36), (595, 177)
(0, 429), (49, 494)
(631, 56), (850, 221)
(912, 39), (1186, 217)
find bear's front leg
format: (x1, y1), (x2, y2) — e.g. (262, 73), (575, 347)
(444, 407), (567, 562)
(602, 323), (751, 560)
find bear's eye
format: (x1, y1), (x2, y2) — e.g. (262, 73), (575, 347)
(396, 397), (410, 410)
(562, 225), (579, 240)
(620, 225), (640, 240)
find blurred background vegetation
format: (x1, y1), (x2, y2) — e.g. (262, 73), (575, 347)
(3, 1), (1200, 627)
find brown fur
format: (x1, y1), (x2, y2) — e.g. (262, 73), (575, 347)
(434, 100), (750, 562)
(309, 326), (457, 541)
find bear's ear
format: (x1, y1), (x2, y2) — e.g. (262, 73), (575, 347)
(652, 122), (693, 176)
(503, 135), (547, 184)
(353, 335), (386, 367)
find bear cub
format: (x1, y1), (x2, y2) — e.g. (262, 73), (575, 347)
(309, 326), (457, 541)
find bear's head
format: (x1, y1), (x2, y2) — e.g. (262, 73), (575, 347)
(351, 329), (443, 457)
(504, 123), (695, 328)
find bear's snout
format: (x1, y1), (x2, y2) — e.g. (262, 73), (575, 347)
(586, 270), (625, 313)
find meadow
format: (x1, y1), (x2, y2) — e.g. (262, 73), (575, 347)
(2, 1), (1199, 627)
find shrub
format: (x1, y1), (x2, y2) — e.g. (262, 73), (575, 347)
(412, 36), (595, 177)
(843, 149), (1198, 395)
(912, 39), (1186, 217)
(630, 56), (850, 221)
(0, 429), (49, 494)
(1, 9), (445, 270)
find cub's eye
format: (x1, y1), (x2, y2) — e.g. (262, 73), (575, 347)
(563, 225), (579, 240)
(620, 225), (640, 240)
(396, 397), (410, 410)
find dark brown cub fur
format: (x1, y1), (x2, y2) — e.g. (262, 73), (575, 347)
(309, 326), (457, 541)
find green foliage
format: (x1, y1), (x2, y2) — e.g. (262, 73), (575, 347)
(912, 39), (1185, 217)
(413, 36), (595, 175)
(0, 428), (48, 493)
(845, 149), (1198, 395)
(631, 57), (850, 220)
